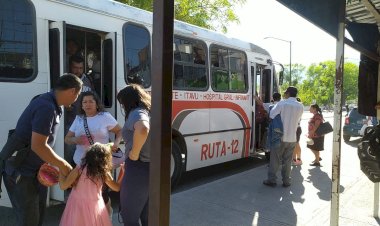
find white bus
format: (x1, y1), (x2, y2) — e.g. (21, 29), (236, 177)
(0, 0), (281, 206)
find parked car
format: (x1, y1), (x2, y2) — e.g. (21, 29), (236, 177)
(343, 108), (367, 142)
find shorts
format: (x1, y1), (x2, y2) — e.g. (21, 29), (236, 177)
(296, 127), (302, 142)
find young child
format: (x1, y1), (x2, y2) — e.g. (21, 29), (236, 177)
(59, 143), (123, 226)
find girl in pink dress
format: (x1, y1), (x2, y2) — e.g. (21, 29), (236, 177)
(59, 143), (122, 226)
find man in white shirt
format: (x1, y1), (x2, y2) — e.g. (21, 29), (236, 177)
(263, 86), (303, 187)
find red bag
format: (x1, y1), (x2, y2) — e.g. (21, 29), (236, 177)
(256, 104), (268, 123)
(38, 163), (59, 187)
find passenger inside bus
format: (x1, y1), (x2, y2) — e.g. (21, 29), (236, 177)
(193, 47), (205, 65)
(69, 55), (94, 93)
(66, 39), (82, 71)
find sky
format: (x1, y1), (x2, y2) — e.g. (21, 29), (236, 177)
(226, 0), (360, 67)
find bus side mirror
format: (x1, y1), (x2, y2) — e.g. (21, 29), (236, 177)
(279, 71), (284, 85)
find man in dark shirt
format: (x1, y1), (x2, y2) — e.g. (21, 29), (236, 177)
(69, 55), (93, 92)
(1, 74), (82, 226)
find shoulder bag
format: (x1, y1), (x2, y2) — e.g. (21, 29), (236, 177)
(315, 121), (333, 136)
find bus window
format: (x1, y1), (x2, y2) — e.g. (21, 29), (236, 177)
(49, 29), (60, 90)
(256, 67), (261, 96)
(173, 36), (207, 90)
(123, 23), (151, 88)
(229, 50), (247, 92)
(210, 45), (247, 93)
(0, 0), (36, 82)
(262, 69), (271, 103)
(273, 68), (279, 94)
(102, 39), (113, 107)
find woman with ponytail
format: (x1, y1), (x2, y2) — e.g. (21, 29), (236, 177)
(307, 104), (324, 166)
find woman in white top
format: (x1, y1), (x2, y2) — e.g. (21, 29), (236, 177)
(64, 91), (122, 215)
(65, 91), (122, 165)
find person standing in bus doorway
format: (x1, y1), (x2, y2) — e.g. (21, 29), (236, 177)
(263, 86), (303, 187)
(69, 55), (94, 92)
(255, 93), (269, 151)
(65, 55), (95, 166)
(117, 84), (151, 226)
(1, 74), (82, 226)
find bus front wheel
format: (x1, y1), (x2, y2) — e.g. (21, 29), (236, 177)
(171, 139), (183, 187)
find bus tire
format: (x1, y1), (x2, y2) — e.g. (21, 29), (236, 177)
(171, 139), (183, 187)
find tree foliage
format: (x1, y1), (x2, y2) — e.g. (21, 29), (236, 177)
(280, 63), (306, 92)
(116, 0), (246, 33)
(297, 60), (359, 106)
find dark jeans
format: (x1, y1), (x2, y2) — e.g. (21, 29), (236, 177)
(3, 172), (47, 226)
(120, 158), (150, 226)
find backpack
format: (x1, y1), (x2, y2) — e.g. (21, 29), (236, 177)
(357, 125), (380, 182)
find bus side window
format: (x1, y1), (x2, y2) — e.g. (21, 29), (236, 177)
(211, 45), (247, 93)
(123, 23), (151, 88)
(173, 36), (208, 90)
(0, 0), (37, 82)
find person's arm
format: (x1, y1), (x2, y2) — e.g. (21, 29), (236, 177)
(105, 171), (120, 192)
(31, 132), (72, 176)
(64, 131), (86, 145)
(269, 102), (282, 119)
(128, 120), (149, 161)
(309, 117), (322, 136)
(59, 167), (80, 190)
(109, 124), (122, 152)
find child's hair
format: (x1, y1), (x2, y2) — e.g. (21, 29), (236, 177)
(81, 143), (113, 184)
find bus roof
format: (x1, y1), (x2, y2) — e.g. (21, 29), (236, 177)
(56, 0), (271, 57)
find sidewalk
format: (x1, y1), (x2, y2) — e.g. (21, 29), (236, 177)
(169, 115), (379, 226)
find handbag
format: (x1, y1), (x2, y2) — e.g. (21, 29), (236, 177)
(315, 121), (333, 136)
(83, 116), (125, 168)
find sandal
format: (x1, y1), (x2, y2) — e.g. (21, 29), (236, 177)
(312, 157), (322, 163)
(310, 162), (321, 167)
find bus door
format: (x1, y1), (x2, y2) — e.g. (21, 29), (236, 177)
(261, 67), (272, 103)
(101, 32), (116, 117)
(64, 27), (116, 116)
(48, 21), (66, 202)
(249, 62), (256, 152)
(252, 64), (271, 154)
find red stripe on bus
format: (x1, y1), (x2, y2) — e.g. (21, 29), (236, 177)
(172, 100), (251, 157)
